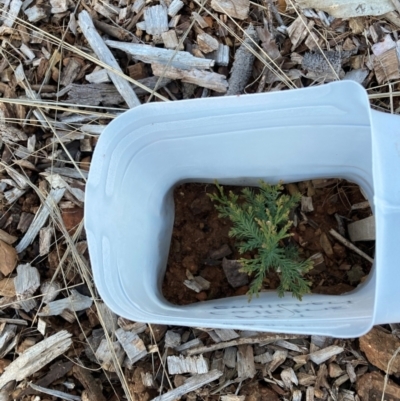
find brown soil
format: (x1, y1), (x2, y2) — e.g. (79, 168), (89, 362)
(162, 180), (374, 305)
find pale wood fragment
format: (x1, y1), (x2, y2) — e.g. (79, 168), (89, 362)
(254, 351), (273, 364)
(348, 216), (375, 242)
(106, 40), (214, 70)
(151, 370), (223, 401)
(39, 226), (53, 256)
(275, 339), (305, 352)
(144, 5), (168, 35)
(115, 328), (147, 365)
(78, 10), (141, 108)
(85, 68), (110, 84)
(281, 367), (298, 389)
(197, 33), (219, 53)
(141, 372), (156, 388)
(333, 373), (349, 387)
(210, 0), (249, 19)
(329, 229), (374, 264)
(351, 201), (370, 210)
(118, 318), (147, 333)
(210, 44), (230, 66)
(97, 302), (118, 335)
(223, 346), (237, 368)
(29, 383), (80, 401)
(292, 389), (302, 401)
(221, 396), (245, 401)
(152, 63), (228, 92)
(44, 167), (88, 179)
(38, 289), (92, 317)
(0, 0), (22, 29)
(329, 362), (344, 378)
(15, 187), (66, 253)
(20, 43), (35, 60)
(50, 0), (67, 13)
(0, 240), (17, 276)
(60, 58), (82, 86)
(165, 330), (181, 348)
(214, 329), (239, 341)
(14, 263), (40, 312)
(162, 30), (181, 49)
(175, 338), (203, 353)
(24, 4), (49, 22)
(0, 330), (72, 389)
(287, 15), (309, 50)
(268, 350), (288, 373)
(168, 0), (184, 16)
(167, 354), (209, 374)
(306, 386), (315, 401)
(226, 24), (258, 96)
(222, 258), (248, 288)
(309, 345), (344, 365)
(298, 372), (316, 386)
(95, 338), (125, 372)
(237, 345), (256, 379)
(301, 196), (314, 212)
(0, 324), (17, 356)
(132, 0), (145, 13)
(192, 12), (208, 28)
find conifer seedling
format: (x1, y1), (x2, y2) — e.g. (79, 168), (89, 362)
(209, 181), (313, 300)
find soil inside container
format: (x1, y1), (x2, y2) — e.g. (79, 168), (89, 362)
(162, 180), (375, 306)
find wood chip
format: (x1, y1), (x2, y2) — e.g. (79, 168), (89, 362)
(223, 346), (237, 368)
(78, 10), (141, 108)
(106, 41), (214, 70)
(309, 345), (344, 365)
(14, 263), (40, 312)
(95, 338), (125, 372)
(237, 344), (256, 379)
(0, 330), (72, 389)
(29, 383), (80, 401)
(281, 367), (298, 389)
(162, 30), (181, 49)
(115, 328), (147, 365)
(0, 278), (15, 297)
(0, 240), (17, 276)
(38, 289), (92, 317)
(175, 338), (203, 353)
(15, 187), (66, 253)
(144, 5), (168, 35)
(152, 63), (228, 92)
(268, 350), (288, 373)
(167, 354), (209, 374)
(0, 229), (17, 245)
(197, 33), (219, 53)
(214, 329), (239, 341)
(165, 330), (181, 348)
(151, 369), (223, 401)
(168, 0), (184, 17)
(210, 0), (249, 20)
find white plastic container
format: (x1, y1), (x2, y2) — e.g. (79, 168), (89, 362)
(85, 81), (400, 338)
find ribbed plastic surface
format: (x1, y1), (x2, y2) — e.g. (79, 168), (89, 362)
(85, 81), (391, 337)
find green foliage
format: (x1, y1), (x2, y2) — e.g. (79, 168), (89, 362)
(208, 181), (313, 300)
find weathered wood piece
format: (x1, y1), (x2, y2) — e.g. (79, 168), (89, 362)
(348, 216), (375, 242)
(0, 230), (17, 245)
(0, 330), (72, 389)
(95, 338), (125, 372)
(226, 24), (259, 96)
(168, 0), (184, 17)
(175, 338), (203, 353)
(40, 280), (61, 304)
(188, 333), (301, 355)
(214, 329), (239, 341)
(24, 5), (49, 22)
(237, 344), (256, 379)
(29, 383), (81, 401)
(268, 350), (288, 373)
(44, 167), (88, 180)
(254, 351), (273, 364)
(106, 41), (214, 70)
(210, 44), (230, 66)
(301, 196), (314, 212)
(85, 68), (110, 84)
(162, 30), (181, 49)
(165, 330), (181, 348)
(197, 33), (219, 53)
(115, 328), (147, 365)
(78, 10), (141, 108)
(0, 240), (17, 276)
(281, 367), (298, 389)
(152, 63), (228, 92)
(60, 58), (82, 87)
(167, 355), (209, 374)
(309, 345), (344, 365)
(73, 365), (107, 401)
(14, 263), (40, 312)
(222, 258), (248, 288)
(210, 0), (249, 20)
(151, 370), (223, 401)
(39, 226), (53, 256)
(38, 289), (92, 317)
(0, 0), (22, 30)
(223, 346), (237, 368)
(287, 15), (310, 51)
(329, 229), (374, 264)
(0, 324), (17, 357)
(97, 302), (118, 335)
(144, 5), (168, 35)
(15, 187), (65, 253)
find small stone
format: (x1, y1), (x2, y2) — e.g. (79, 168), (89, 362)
(222, 258), (249, 288)
(360, 327), (400, 374)
(0, 240), (18, 276)
(209, 244), (232, 260)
